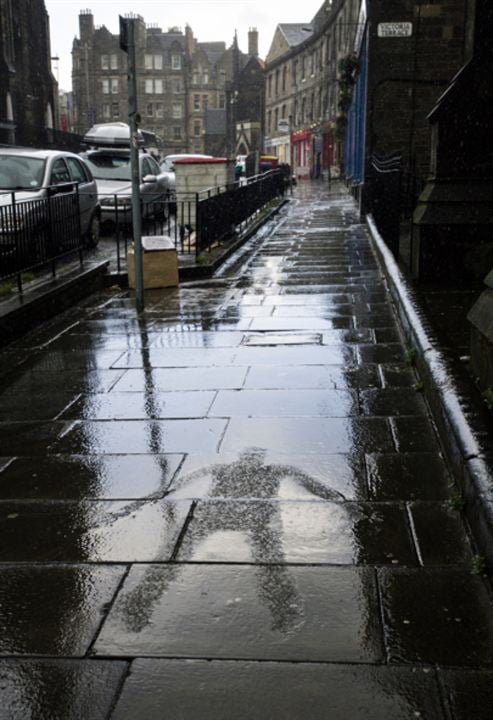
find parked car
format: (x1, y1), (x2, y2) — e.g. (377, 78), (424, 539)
(80, 147), (172, 226)
(0, 148), (101, 262)
(81, 123), (172, 226)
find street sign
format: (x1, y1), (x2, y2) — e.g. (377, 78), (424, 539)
(377, 22), (413, 38)
(278, 119), (290, 133)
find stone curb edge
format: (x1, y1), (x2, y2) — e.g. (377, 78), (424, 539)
(366, 214), (493, 568)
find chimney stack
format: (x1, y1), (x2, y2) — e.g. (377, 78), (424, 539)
(248, 27), (259, 57)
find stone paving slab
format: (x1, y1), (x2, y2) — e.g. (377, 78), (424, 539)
(209, 388), (358, 417)
(0, 500), (191, 562)
(167, 450), (366, 501)
(175, 500), (417, 565)
(53, 419), (227, 455)
(94, 565), (383, 662)
(112, 366), (248, 391)
(110, 659), (446, 720)
(60, 391), (215, 420)
(379, 568), (493, 666)
(221, 417), (394, 454)
(0, 565), (124, 656)
(0, 659), (127, 720)
(0, 454), (183, 500)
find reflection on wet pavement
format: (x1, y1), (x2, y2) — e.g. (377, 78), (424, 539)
(0, 183), (490, 717)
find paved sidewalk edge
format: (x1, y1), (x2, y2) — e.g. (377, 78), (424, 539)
(367, 213), (493, 568)
(0, 261), (110, 348)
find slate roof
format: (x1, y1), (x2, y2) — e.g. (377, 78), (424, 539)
(278, 23), (314, 47)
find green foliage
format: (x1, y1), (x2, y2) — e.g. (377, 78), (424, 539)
(195, 255), (209, 266)
(336, 54), (359, 143)
(404, 347), (417, 367)
(0, 281), (14, 298)
(414, 380), (424, 392)
(471, 555), (487, 576)
(482, 386), (493, 411)
(449, 491), (465, 512)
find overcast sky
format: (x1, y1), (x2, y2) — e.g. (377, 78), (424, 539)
(45, 0), (324, 91)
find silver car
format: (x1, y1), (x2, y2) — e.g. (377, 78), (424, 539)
(81, 147), (172, 225)
(0, 148), (101, 253)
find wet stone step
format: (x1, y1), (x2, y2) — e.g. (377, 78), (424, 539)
(112, 367), (248, 392)
(111, 659), (445, 720)
(209, 389), (359, 418)
(244, 364), (381, 390)
(94, 565), (383, 662)
(60, 391), (216, 420)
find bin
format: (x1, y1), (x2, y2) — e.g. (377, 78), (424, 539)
(127, 236), (179, 289)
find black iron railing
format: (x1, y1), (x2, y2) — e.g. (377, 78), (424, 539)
(368, 153), (402, 256)
(0, 186), (84, 289)
(110, 169), (286, 269)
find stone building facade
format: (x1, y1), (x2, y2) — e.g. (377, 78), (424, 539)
(0, 0), (57, 146)
(264, 0), (361, 178)
(72, 12), (263, 158)
(72, 12), (188, 155)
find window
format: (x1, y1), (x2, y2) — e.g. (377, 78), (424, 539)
(50, 159), (71, 185)
(275, 69), (280, 96)
(173, 126), (181, 139)
(202, 95), (209, 110)
(194, 94), (201, 111)
(146, 103), (154, 117)
(155, 103), (163, 118)
(111, 78), (118, 94)
(112, 102), (119, 118)
(101, 55), (109, 70)
(145, 54), (163, 70)
(219, 94), (225, 109)
(282, 66), (287, 93)
(268, 75), (272, 97)
(171, 54), (181, 70)
(102, 79), (110, 94)
(172, 104), (182, 119)
(110, 54), (118, 70)
(66, 157), (89, 183)
(145, 79), (163, 94)
(174, 79), (181, 93)
(194, 122), (201, 137)
(267, 110), (271, 133)
(103, 104), (111, 118)
(203, 71), (209, 84)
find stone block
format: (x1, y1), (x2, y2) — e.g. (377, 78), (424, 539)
(127, 237), (179, 290)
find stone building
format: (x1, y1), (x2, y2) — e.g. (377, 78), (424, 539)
(345, 0), (469, 208)
(72, 12), (188, 155)
(264, 0), (361, 178)
(0, 0), (57, 146)
(72, 12), (263, 159)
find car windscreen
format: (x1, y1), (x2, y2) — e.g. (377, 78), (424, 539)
(0, 155), (46, 190)
(84, 153), (131, 181)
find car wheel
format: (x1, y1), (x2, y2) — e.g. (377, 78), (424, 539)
(85, 213), (100, 248)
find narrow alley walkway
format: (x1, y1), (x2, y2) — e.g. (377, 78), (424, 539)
(0, 182), (492, 718)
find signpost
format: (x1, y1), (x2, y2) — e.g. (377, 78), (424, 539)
(119, 16), (144, 312)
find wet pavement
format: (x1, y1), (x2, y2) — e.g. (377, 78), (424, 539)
(0, 182), (493, 718)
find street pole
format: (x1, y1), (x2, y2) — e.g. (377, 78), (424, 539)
(120, 16), (144, 312)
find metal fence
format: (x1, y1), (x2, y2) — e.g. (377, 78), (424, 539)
(0, 188), (83, 289)
(0, 124), (85, 154)
(110, 169), (286, 270)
